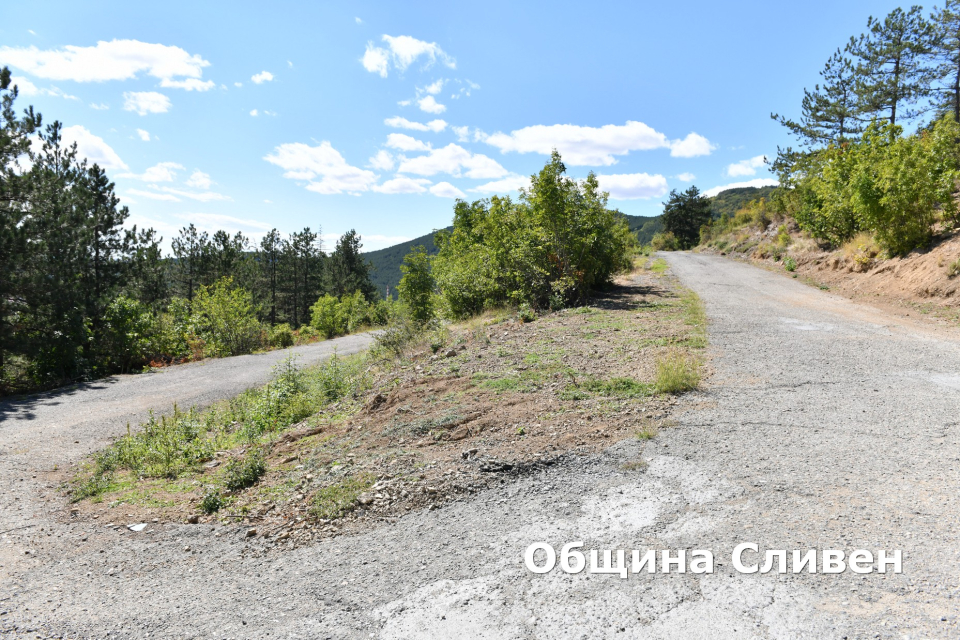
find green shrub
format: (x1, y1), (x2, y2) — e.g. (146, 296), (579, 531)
(310, 294), (346, 338)
(311, 473), (376, 519)
(398, 246), (436, 323)
(650, 231), (680, 251)
(100, 296), (156, 373)
(190, 278), (264, 357)
(518, 303), (536, 323)
(295, 325), (320, 344)
(223, 449), (266, 491)
(199, 490), (224, 514)
(784, 256), (797, 272)
(268, 323), (295, 348)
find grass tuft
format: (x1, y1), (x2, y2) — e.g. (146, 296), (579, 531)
(310, 473), (376, 519)
(654, 351), (701, 394)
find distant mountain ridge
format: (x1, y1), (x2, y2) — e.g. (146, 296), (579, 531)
(364, 185), (776, 298)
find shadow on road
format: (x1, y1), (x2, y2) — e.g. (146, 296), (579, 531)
(0, 378), (118, 423)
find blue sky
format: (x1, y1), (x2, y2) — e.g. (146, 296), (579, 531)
(0, 1), (902, 252)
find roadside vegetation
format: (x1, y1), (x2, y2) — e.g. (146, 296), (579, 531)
(68, 153), (706, 544)
(0, 67), (386, 395)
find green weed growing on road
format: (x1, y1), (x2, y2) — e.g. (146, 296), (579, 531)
(71, 354), (371, 502)
(655, 350), (701, 394)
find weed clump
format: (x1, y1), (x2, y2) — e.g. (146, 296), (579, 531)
(655, 351), (700, 394)
(311, 473), (376, 519)
(223, 450), (266, 491)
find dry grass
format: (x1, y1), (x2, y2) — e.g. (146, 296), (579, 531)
(655, 350), (701, 394)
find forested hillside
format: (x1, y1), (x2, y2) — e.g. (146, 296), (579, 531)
(709, 186), (778, 218)
(366, 229), (442, 298)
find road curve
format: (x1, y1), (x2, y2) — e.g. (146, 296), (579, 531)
(3, 255), (960, 639)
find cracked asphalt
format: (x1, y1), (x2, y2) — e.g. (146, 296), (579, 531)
(2, 253), (960, 638)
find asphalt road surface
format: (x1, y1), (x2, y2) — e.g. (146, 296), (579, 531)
(2, 254), (959, 639)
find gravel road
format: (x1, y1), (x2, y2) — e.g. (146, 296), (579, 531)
(3, 253), (960, 639)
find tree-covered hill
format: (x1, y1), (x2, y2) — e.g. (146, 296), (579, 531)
(709, 186), (778, 219)
(366, 229), (445, 298)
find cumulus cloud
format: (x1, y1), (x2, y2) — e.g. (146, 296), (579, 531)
(368, 150), (395, 171)
(397, 144), (507, 179)
(0, 40), (211, 85)
(251, 71), (273, 84)
(703, 178), (779, 198)
(483, 121), (716, 165)
(424, 79), (444, 95)
(160, 78), (214, 91)
(186, 170), (212, 189)
(675, 172), (696, 182)
(385, 133), (431, 152)
(136, 128), (150, 142)
(361, 35), (455, 77)
(60, 125), (127, 170)
(417, 95), (445, 114)
(250, 109), (258, 116)
(452, 126), (470, 142)
(596, 173), (669, 200)
(118, 161), (184, 182)
(469, 174), (531, 194)
(384, 116), (447, 132)
(123, 91), (171, 115)
(669, 133), (715, 158)
(430, 181), (464, 198)
(726, 155), (768, 177)
(372, 176), (431, 194)
(10, 75), (78, 100)
(89, 102), (109, 110)
(264, 141), (378, 195)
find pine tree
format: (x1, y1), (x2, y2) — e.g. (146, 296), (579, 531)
(931, 0), (960, 122)
(328, 230), (377, 301)
(171, 224), (210, 301)
(773, 50), (862, 146)
(661, 186), (712, 249)
(848, 6), (936, 125)
(258, 229), (284, 324)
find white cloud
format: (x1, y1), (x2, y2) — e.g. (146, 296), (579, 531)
(469, 174), (531, 194)
(702, 178), (779, 198)
(0, 40), (210, 84)
(483, 121), (716, 166)
(675, 172), (696, 182)
(368, 150), (395, 171)
(397, 99), (411, 107)
(186, 170), (212, 189)
(60, 125), (127, 170)
(362, 45), (389, 77)
(385, 133), (431, 152)
(176, 212), (271, 233)
(250, 109), (258, 116)
(10, 75), (78, 100)
(251, 70), (273, 84)
(159, 78), (214, 91)
(384, 116), (447, 132)
(397, 144), (507, 179)
(136, 128), (150, 142)
(118, 161), (184, 182)
(264, 141), (378, 195)
(726, 154), (768, 177)
(417, 95), (445, 114)
(361, 35), (455, 77)
(263, 110), (278, 116)
(89, 102), (109, 110)
(430, 181), (464, 198)
(159, 187), (230, 202)
(372, 176), (431, 194)
(596, 173), (669, 200)
(452, 126), (470, 142)
(127, 188), (179, 201)
(123, 91), (171, 115)
(287, 61), (293, 68)
(424, 79), (444, 95)
(355, 17), (363, 24)
(234, 82), (243, 88)
(669, 133), (716, 158)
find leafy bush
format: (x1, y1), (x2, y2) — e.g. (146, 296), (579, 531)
(269, 323), (295, 348)
(200, 490), (224, 514)
(650, 231), (680, 251)
(397, 245), (436, 324)
(784, 256), (797, 272)
(295, 325), (320, 344)
(432, 152), (634, 317)
(100, 296), (156, 373)
(223, 449), (266, 491)
(190, 278), (264, 357)
(310, 294), (345, 338)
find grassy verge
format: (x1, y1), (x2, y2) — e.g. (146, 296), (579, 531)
(68, 260), (708, 543)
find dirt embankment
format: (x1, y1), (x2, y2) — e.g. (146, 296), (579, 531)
(704, 221), (960, 323)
